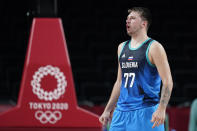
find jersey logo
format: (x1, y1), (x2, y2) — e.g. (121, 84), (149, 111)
(122, 53), (125, 58)
(128, 56), (133, 61)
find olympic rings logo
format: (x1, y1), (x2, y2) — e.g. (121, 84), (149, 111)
(31, 65), (67, 101)
(35, 110), (62, 124)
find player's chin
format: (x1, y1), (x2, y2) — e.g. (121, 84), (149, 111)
(127, 31), (132, 36)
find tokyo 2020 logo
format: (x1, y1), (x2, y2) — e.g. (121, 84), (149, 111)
(31, 65), (67, 101)
(30, 65), (68, 124)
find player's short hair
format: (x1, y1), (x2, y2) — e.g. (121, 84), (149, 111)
(128, 7), (152, 30)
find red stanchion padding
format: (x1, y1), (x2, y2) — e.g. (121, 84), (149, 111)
(0, 18), (102, 130)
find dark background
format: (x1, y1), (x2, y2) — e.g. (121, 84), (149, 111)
(0, 0), (197, 107)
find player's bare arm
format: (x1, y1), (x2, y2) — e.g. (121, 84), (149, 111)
(149, 41), (173, 128)
(99, 42), (123, 126)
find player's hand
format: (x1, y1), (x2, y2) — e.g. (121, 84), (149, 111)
(99, 111), (111, 127)
(151, 107), (166, 128)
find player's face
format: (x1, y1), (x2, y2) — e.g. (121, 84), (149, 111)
(126, 11), (144, 35)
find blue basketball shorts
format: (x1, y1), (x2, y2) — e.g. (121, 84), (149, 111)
(109, 104), (164, 131)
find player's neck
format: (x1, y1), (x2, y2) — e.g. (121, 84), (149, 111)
(130, 31), (148, 47)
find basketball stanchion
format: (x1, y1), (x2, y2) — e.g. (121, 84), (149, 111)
(0, 18), (102, 131)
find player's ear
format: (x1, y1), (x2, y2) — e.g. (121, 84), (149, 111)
(142, 20), (147, 28)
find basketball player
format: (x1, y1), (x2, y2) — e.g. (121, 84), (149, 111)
(99, 7), (173, 131)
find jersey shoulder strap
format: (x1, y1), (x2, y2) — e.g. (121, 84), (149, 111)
(119, 40), (130, 59)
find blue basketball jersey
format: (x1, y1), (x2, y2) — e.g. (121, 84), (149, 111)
(117, 38), (161, 111)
